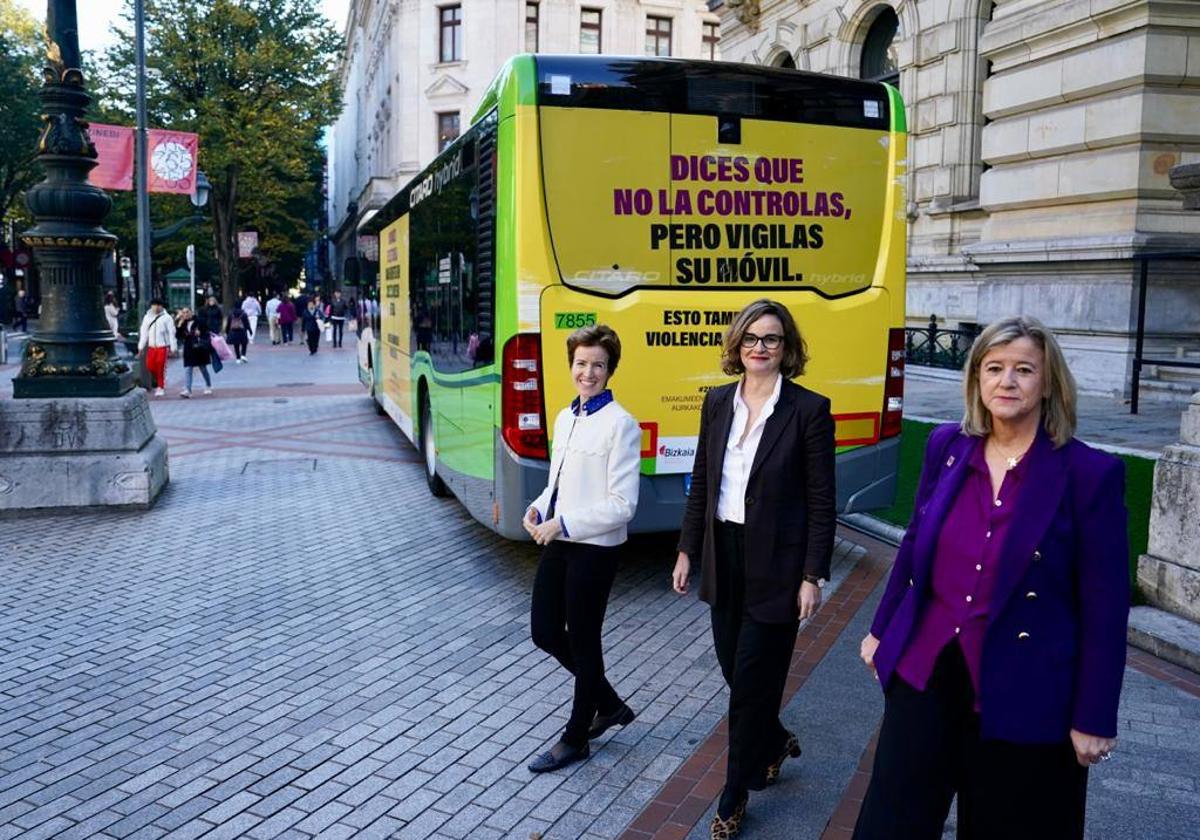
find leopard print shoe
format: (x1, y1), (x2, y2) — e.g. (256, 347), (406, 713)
(709, 793), (748, 840)
(765, 732), (802, 785)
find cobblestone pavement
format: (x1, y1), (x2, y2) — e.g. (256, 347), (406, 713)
(1, 335), (1198, 839)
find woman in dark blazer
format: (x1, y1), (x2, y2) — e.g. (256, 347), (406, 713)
(674, 299), (836, 839)
(855, 315), (1129, 839)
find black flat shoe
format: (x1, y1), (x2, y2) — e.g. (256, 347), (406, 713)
(588, 703), (636, 740)
(528, 740), (590, 773)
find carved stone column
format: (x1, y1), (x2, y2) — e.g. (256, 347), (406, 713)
(1135, 164), (1200, 623)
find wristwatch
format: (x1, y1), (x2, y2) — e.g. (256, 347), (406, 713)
(803, 574), (825, 587)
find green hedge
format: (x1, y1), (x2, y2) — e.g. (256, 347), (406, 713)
(870, 419), (1152, 586)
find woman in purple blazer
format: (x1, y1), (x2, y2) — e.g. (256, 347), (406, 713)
(854, 316), (1129, 839)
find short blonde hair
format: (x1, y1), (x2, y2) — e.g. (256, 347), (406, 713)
(961, 315), (1077, 447)
(721, 299), (809, 378)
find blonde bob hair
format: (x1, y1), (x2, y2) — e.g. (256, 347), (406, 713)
(720, 299), (809, 378)
(961, 315), (1077, 448)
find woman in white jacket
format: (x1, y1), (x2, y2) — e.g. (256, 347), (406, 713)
(525, 324), (642, 773)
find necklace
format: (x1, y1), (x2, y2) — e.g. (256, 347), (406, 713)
(989, 436), (1033, 470)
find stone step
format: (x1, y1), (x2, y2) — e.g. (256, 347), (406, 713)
(1128, 606), (1200, 674)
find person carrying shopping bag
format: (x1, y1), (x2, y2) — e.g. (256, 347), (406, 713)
(175, 308), (215, 397)
(137, 298), (174, 396)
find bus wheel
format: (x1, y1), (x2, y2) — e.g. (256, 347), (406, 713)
(420, 393), (449, 497)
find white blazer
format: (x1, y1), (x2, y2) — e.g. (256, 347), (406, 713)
(529, 399), (642, 547)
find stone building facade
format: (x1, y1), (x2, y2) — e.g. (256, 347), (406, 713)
(328, 0), (720, 294)
(718, 0), (1200, 396)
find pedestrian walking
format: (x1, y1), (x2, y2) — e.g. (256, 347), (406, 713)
(278, 296), (297, 345)
(12, 289), (28, 332)
(328, 289), (348, 348)
(674, 299), (836, 840)
(302, 299), (321, 355)
(225, 308), (251, 364)
(525, 325), (641, 774)
(241, 293), (262, 343)
(175, 307), (215, 397)
(202, 295), (223, 335)
(266, 292), (283, 344)
(105, 292), (121, 339)
(854, 315), (1130, 840)
(137, 298), (174, 396)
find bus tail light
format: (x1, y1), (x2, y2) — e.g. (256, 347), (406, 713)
(881, 328), (905, 439)
(502, 334), (549, 460)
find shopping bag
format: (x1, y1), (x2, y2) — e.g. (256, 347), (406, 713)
(210, 334), (235, 361)
(324, 323), (333, 344)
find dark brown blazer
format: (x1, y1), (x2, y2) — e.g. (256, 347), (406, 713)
(678, 378), (837, 624)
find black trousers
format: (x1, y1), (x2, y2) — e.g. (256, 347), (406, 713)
(530, 540), (623, 748)
(853, 643), (1087, 840)
(711, 520), (798, 793)
(331, 318), (345, 347)
(306, 329), (320, 353)
(281, 323), (293, 343)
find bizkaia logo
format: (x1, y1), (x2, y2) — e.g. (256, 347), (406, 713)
(655, 436), (699, 473)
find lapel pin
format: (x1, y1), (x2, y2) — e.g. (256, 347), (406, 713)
(946, 455), (956, 467)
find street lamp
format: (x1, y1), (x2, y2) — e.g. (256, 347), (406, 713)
(12, 0), (130, 397)
(150, 170), (211, 243)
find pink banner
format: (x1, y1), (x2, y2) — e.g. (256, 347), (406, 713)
(147, 129), (199, 195)
(87, 123), (135, 191)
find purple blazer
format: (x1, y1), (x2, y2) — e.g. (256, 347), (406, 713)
(869, 423), (1130, 743)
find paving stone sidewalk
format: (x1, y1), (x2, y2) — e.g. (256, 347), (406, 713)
(0, 360), (868, 840)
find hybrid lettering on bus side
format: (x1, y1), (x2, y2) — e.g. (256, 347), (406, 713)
(408, 150), (465, 209)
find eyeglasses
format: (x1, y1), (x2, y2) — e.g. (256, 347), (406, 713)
(740, 332), (784, 350)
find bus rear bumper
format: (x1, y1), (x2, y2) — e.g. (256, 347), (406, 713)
(837, 436), (900, 514)
(495, 433), (901, 539)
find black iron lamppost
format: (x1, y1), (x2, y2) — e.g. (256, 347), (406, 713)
(13, 0), (131, 398)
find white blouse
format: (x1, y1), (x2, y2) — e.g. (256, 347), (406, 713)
(529, 400), (642, 547)
(716, 374), (782, 524)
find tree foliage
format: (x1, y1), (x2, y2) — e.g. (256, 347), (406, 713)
(0, 0), (43, 230)
(95, 0), (342, 307)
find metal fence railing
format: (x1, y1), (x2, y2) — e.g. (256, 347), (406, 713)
(1131, 250), (1200, 414)
(904, 316), (979, 371)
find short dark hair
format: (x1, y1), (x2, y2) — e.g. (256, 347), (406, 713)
(721, 299), (809, 378)
(149, 297), (165, 307)
(566, 324), (622, 375)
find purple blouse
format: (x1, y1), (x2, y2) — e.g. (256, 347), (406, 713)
(895, 437), (1029, 707)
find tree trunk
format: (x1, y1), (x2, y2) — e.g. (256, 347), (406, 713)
(211, 166), (238, 312)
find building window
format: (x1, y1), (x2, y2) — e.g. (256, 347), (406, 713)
(645, 16), (672, 57)
(860, 8), (899, 85)
(702, 22), (719, 60)
(439, 5), (463, 63)
(580, 8), (602, 54)
(525, 2), (539, 52)
(438, 112), (460, 152)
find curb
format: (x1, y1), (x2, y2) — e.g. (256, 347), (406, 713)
(838, 513), (904, 547)
(1128, 606), (1200, 675)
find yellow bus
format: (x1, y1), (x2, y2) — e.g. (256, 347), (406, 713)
(359, 55), (907, 539)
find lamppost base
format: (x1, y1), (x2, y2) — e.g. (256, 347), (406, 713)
(12, 371), (135, 399)
(0, 389), (169, 514)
